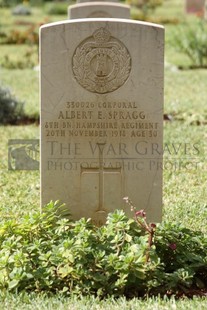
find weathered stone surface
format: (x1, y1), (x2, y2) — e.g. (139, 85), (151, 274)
(40, 19), (164, 224)
(206, 0), (207, 19)
(69, 2), (130, 19)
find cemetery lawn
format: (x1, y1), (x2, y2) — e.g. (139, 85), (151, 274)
(0, 1), (207, 308)
(0, 293), (207, 310)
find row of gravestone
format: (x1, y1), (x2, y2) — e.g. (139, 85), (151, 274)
(69, 0), (130, 19)
(69, 0), (207, 20)
(11, 0), (207, 18)
(40, 0), (164, 225)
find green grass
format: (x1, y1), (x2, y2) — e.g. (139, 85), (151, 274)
(0, 1), (207, 308)
(0, 68), (39, 117)
(154, 0), (186, 19)
(0, 293), (207, 310)
(0, 125), (39, 218)
(0, 7), (65, 33)
(163, 121), (207, 232)
(164, 69), (207, 121)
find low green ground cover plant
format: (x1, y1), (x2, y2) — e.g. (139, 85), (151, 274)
(44, 2), (68, 15)
(1, 24), (39, 45)
(12, 4), (32, 16)
(0, 85), (24, 124)
(0, 202), (206, 298)
(171, 20), (207, 69)
(129, 0), (163, 19)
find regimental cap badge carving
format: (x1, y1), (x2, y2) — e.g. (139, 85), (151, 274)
(72, 28), (131, 94)
(93, 27), (110, 43)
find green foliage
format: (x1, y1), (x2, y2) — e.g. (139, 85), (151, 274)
(12, 4), (32, 16)
(0, 0), (53, 7)
(0, 85), (25, 124)
(0, 0), (22, 7)
(44, 2), (68, 15)
(0, 47), (38, 69)
(171, 20), (207, 69)
(129, 0), (163, 18)
(2, 25), (39, 45)
(0, 203), (206, 298)
(154, 222), (207, 294)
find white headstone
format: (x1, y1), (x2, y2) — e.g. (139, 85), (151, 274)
(68, 2), (130, 19)
(40, 19), (164, 225)
(205, 0), (207, 19)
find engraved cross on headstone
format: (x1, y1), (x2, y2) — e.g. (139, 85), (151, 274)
(81, 143), (121, 213)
